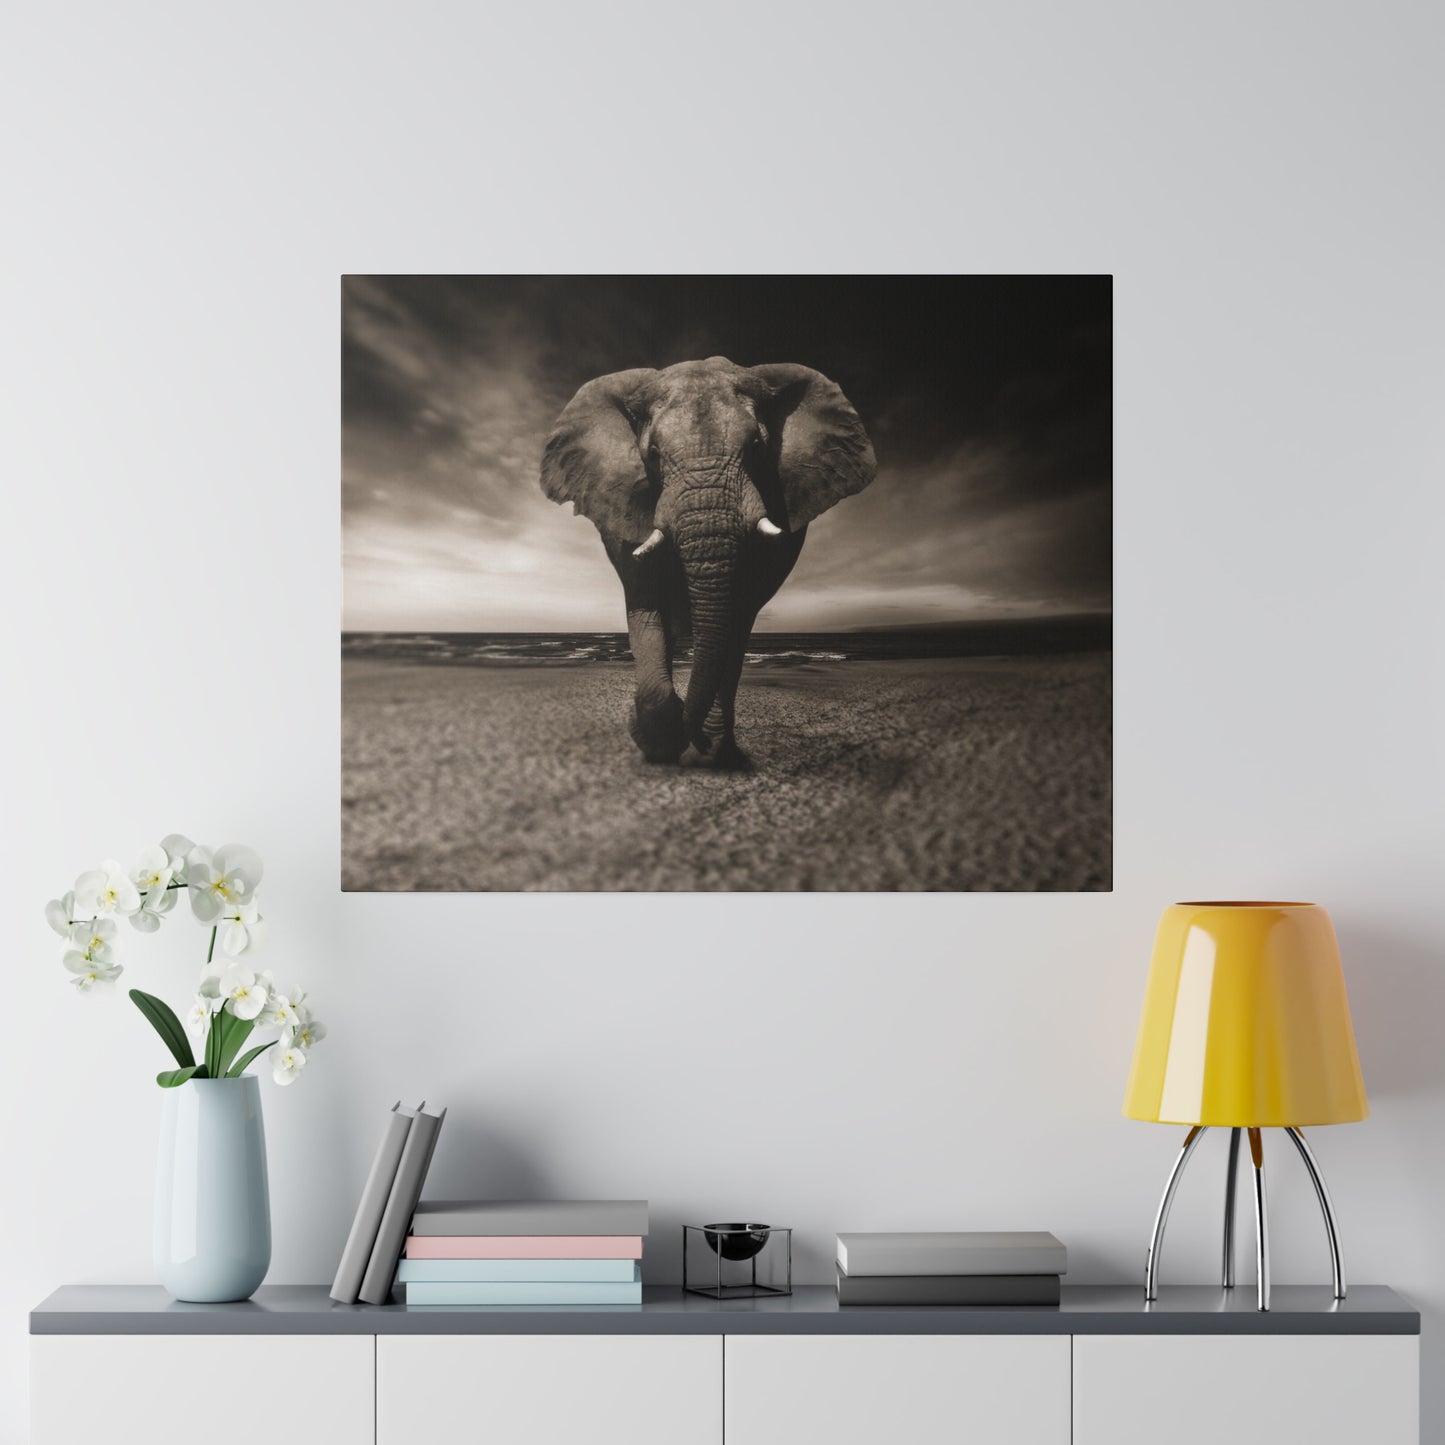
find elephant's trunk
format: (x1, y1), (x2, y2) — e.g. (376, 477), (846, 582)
(670, 465), (764, 749)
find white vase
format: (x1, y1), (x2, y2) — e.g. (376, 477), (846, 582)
(154, 1076), (271, 1302)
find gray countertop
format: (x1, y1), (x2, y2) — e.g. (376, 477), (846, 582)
(31, 1284), (1419, 1336)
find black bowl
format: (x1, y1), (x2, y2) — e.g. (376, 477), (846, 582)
(702, 1223), (772, 1262)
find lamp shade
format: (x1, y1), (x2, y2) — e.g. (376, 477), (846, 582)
(1123, 902), (1368, 1127)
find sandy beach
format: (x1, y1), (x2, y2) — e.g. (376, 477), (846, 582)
(341, 653), (1111, 891)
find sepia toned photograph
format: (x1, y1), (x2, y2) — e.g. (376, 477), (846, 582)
(342, 276), (1111, 891)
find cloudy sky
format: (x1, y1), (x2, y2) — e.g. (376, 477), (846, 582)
(342, 276), (1111, 633)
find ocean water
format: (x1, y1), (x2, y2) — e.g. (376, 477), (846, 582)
(342, 616), (1111, 668)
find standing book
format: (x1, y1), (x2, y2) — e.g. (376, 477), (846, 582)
(358, 1103), (446, 1305)
(330, 1102), (420, 1304)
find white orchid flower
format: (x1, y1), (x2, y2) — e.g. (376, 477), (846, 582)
(46, 891), (77, 938)
(258, 981), (297, 1030)
(272, 1045), (307, 1086)
(160, 834), (196, 883)
(130, 881), (179, 933)
(73, 860), (141, 918)
(67, 917), (119, 964)
(65, 955), (123, 991)
(185, 996), (214, 1036)
(260, 981), (310, 1026)
(289, 1016), (327, 1051)
(128, 845), (181, 933)
(131, 844), (174, 895)
(187, 844), (263, 924)
(197, 967), (224, 1002)
(219, 900), (266, 956)
(216, 963), (269, 1021)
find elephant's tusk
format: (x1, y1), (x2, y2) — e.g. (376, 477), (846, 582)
(633, 528), (666, 558)
(756, 517), (784, 537)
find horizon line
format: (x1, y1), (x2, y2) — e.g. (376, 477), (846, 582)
(340, 612), (1113, 636)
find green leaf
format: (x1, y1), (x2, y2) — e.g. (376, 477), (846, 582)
(157, 1065), (203, 1088)
(205, 1009), (223, 1079)
(227, 1040), (277, 1077)
(130, 990), (195, 1070)
(216, 1011), (255, 1077)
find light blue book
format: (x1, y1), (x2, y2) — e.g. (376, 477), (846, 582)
(397, 1259), (640, 1284)
(404, 1279), (643, 1306)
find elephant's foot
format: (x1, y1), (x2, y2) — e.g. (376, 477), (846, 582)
(630, 692), (686, 764)
(679, 736), (753, 772)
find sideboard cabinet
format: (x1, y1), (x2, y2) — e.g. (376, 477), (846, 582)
(31, 1284), (1420, 1445)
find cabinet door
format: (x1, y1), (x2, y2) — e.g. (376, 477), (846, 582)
(1073, 1334), (1419, 1445)
(724, 1334), (1070, 1445)
(32, 1335), (374, 1445)
(377, 1334), (720, 1445)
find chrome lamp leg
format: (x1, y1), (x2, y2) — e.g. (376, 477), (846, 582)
(1222, 1127), (1241, 1288)
(1145, 1125), (1207, 1301)
(1146, 1123), (1340, 1312)
(1285, 1126), (1347, 1299)
(1248, 1127), (1270, 1312)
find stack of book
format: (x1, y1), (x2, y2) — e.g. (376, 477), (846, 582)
(398, 1200), (648, 1305)
(332, 1101), (448, 1306)
(834, 1230), (1066, 1305)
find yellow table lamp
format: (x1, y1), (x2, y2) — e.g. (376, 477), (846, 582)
(1124, 901), (1368, 1311)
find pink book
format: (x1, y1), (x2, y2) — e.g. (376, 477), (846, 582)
(404, 1235), (644, 1260)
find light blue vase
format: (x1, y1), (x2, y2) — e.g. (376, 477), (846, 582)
(154, 1076), (271, 1302)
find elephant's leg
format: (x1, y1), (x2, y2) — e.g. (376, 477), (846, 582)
(603, 539), (685, 764)
(625, 604), (685, 763)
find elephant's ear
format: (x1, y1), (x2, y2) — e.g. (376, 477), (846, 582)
(749, 364), (876, 531)
(540, 369), (659, 543)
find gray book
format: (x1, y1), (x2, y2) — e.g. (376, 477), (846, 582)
(836, 1231), (1066, 1277)
(836, 1267), (1061, 1306)
(358, 1104), (446, 1305)
(330, 1101), (420, 1304)
(410, 1199), (649, 1237)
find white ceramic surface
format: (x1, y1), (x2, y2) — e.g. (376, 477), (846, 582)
(153, 1077), (271, 1302)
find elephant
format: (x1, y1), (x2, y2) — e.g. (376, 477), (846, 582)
(540, 356), (877, 769)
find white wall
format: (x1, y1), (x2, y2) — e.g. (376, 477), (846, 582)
(3, 1), (1442, 1439)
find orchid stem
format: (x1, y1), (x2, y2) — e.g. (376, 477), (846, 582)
(206, 927), (217, 964)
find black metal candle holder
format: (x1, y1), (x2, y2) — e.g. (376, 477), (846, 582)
(683, 1223), (792, 1298)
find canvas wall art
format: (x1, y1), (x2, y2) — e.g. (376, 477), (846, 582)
(342, 276), (1112, 891)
